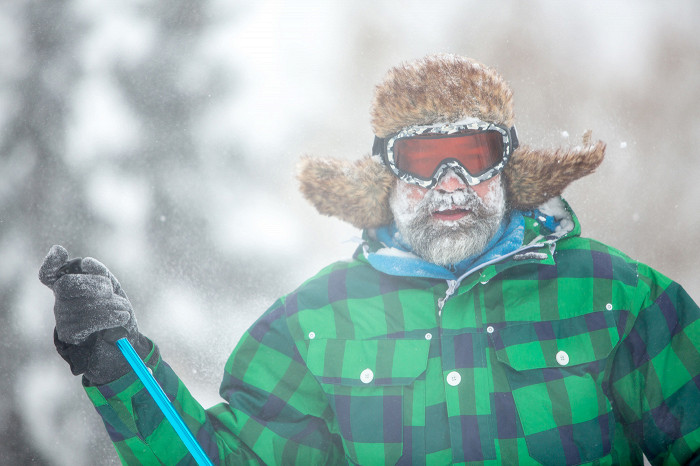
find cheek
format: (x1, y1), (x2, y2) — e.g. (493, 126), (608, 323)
(471, 175), (502, 201)
(405, 185), (427, 201)
(391, 181), (428, 215)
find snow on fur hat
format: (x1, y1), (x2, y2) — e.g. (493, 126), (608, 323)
(298, 54), (605, 229)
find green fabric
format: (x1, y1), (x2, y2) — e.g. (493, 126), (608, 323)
(84, 200), (700, 465)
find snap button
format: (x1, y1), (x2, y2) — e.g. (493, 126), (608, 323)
(556, 350), (570, 366)
(486, 326), (495, 334)
(605, 303), (613, 311)
(425, 332), (432, 340)
(360, 368), (374, 384)
(446, 371), (461, 386)
(308, 331), (316, 339)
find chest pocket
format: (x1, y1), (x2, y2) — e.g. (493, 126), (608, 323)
(306, 338), (430, 466)
(491, 311), (622, 465)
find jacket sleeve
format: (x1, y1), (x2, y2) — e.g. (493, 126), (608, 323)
(83, 299), (344, 465)
(609, 262), (700, 465)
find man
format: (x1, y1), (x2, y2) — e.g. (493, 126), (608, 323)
(40, 55), (700, 465)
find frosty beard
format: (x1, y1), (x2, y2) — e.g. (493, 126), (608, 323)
(389, 175), (506, 266)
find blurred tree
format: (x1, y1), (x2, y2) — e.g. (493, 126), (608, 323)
(1, 0), (249, 463)
(0, 1), (86, 464)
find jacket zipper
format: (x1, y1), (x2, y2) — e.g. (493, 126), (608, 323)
(437, 279), (459, 317)
(437, 242), (555, 318)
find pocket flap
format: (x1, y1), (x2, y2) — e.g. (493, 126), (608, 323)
(307, 339), (431, 386)
(492, 311), (622, 371)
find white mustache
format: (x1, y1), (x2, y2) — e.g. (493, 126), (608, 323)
(423, 189), (483, 213)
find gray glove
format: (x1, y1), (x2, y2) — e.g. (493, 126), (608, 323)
(39, 245), (152, 385)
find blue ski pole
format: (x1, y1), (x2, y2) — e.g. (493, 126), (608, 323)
(115, 337), (214, 466)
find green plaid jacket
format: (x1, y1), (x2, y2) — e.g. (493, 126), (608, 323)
(85, 202), (700, 465)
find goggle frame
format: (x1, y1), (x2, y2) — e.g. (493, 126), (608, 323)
(375, 120), (518, 189)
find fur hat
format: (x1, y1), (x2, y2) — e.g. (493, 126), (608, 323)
(298, 54), (605, 229)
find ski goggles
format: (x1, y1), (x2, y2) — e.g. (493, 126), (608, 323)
(373, 120), (519, 188)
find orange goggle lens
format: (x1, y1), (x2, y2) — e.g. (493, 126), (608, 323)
(393, 131), (504, 180)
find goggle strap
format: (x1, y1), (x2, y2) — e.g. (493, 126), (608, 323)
(510, 126), (519, 150)
(372, 135), (386, 158)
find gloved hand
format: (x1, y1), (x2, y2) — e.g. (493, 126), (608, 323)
(39, 245), (152, 385)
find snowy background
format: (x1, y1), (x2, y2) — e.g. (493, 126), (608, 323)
(1, 1), (699, 464)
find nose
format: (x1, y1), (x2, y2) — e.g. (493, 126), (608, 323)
(434, 170), (468, 193)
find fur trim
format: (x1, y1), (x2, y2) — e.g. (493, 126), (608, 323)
(371, 54), (514, 138)
(504, 131), (606, 210)
(297, 155), (394, 229)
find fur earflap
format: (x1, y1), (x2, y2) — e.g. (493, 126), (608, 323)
(371, 54), (514, 138)
(297, 155), (394, 229)
(504, 131), (606, 210)
(503, 131), (605, 210)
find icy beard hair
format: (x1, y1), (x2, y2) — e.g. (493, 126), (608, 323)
(389, 175), (506, 266)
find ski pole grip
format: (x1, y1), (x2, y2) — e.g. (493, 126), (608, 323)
(115, 338), (214, 466)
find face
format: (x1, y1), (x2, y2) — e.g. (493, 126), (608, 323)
(389, 170), (506, 266)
